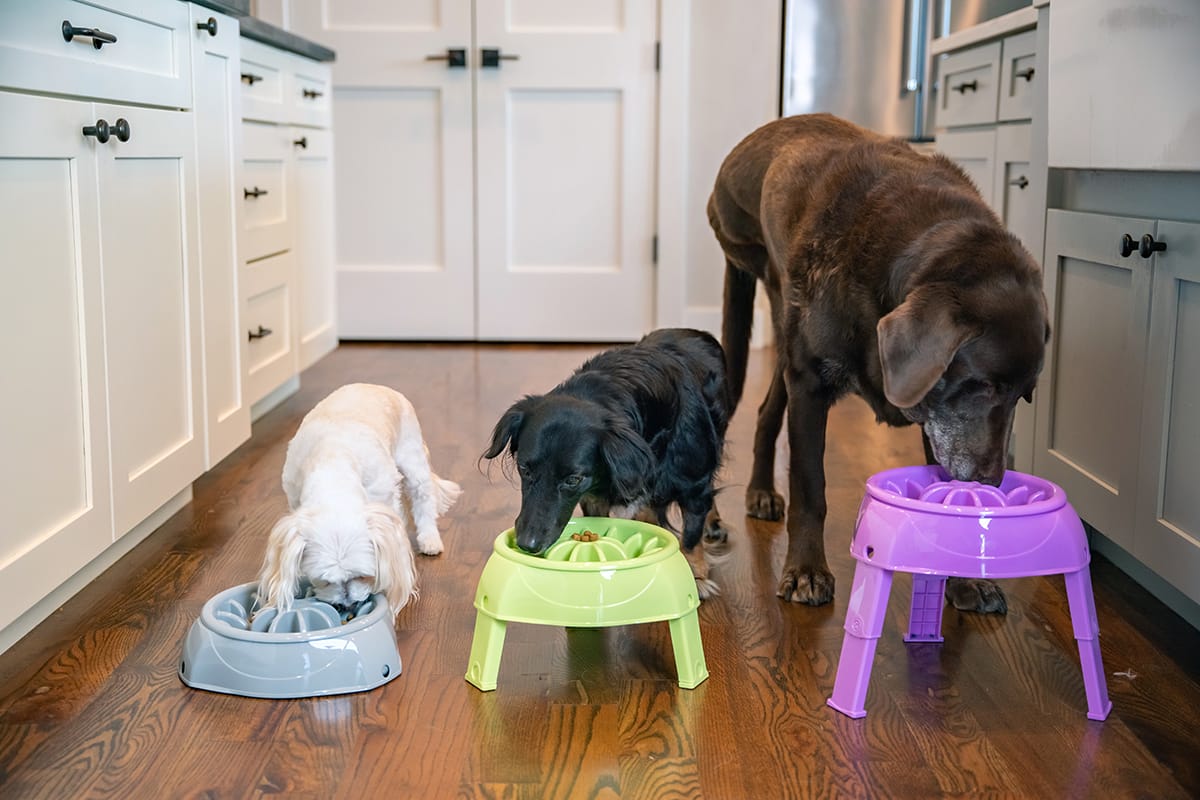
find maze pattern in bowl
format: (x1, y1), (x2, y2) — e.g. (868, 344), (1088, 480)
(212, 590), (377, 634)
(866, 466), (1061, 515)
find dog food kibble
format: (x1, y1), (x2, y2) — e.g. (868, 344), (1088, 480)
(570, 530), (600, 542)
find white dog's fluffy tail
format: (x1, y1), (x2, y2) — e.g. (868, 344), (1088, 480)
(432, 473), (463, 515)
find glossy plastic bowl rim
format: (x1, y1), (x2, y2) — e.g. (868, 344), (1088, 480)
(491, 524), (679, 572)
(864, 466), (1067, 518)
(199, 582), (387, 644)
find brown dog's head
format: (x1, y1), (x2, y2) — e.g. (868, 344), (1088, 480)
(877, 239), (1049, 485)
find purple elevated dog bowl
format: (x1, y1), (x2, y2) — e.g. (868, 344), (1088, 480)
(827, 466), (1112, 721)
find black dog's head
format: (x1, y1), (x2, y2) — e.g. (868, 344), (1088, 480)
(878, 257), (1049, 486)
(482, 394), (654, 554)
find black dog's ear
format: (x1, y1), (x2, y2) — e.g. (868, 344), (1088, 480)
(483, 400), (531, 460)
(601, 423), (654, 500)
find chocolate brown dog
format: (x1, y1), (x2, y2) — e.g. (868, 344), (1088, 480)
(708, 113), (1049, 613)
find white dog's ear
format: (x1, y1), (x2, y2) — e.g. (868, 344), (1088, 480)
(365, 504), (417, 618)
(257, 512), (310, 612)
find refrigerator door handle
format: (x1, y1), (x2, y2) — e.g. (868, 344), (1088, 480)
(902, 0), (929, 94)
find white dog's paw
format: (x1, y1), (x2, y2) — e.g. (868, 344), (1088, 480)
(694, 576), (721, 600)
(416, 531), (444, 556)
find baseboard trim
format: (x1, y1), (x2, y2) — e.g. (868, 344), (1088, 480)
(250, 375), (300, 422)
(1088, 526), (1200, 631)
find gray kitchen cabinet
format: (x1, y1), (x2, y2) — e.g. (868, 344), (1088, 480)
(1036, 209), (1200, 605)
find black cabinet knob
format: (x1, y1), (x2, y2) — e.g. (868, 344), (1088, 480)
(952, 80), (978, 94)
(293, 136), (308, 149)
(425, 48), (467, 68)
(1139, 234), (1166, 259)
(481, 48), (520, 68)
(302, 88), (324, 99)
(1009, 175), (1029, 189)
(1120, 234), (1138, 258)
(63, 20), (117, 49)
(197, 17), (218, 37)
(243, 186), (268, 199)
(82, 118), (130, 143)
(248, 325), (273, 341)
(1015, 67), (1035, 82)
(241, 72), (263, 85)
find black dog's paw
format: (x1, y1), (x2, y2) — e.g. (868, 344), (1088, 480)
(946, 577), (1008, 614)
(746, 487), (784, 521)
(777, 565), (835, 605)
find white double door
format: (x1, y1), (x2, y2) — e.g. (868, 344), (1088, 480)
(286, 0), (658, 341)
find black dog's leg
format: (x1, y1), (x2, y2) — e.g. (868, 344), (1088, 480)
(778, 362), (835, 605)
(921, 431), (1008, 614)
(747, 360), (787, 520)
(680, 492), (720, 599)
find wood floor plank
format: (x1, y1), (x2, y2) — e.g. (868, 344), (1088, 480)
(0, 342), (1198, 799)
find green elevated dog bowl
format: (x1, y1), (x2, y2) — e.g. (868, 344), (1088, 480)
(465, 518), (708, 691)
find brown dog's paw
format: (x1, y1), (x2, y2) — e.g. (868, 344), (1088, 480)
(746, 487), (784, 521)
(702, 511), (731, 555)
(777, 566), (835, 605)
(945, 577), (1007, 614)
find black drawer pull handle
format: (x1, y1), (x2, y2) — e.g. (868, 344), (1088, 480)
(952, 80), (978, 94)
(241, 73), (263, 85)
(293, 136), (308, 149)
(197, 17), (218, 37)
(481, 48), (520, 68)
(302, 88), (324, 99)
(1139, 234), (1166, 259)
(82, 118), (130, 144)
(1015, 67), (1035, 82)
(426, 48), (467, 68)
(63, 20), (117, 49)
(248, 325), (273, 341)
(244, 186), (268, 199)
(1009, 175), (1029, 189)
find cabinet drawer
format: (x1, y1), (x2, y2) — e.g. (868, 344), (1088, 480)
(292, 56), (332, 129)
(936, 127), (997, 207)
(998, 30), (1037, 122)
(241, 121), (292, 262)
(0, 0), (189, 108)
(993, 123), (1034, 250)
(243, 251), (297, 404)
(240, 38), (288, 124)
(935, 41), (1001, 129)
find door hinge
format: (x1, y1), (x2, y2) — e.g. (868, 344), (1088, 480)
(655, 41), (661, 72)
(652, 234), (658, 265)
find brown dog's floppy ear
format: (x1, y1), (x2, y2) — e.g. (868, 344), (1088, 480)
(877, 292), (975, 408)
(483, 400), (531, 460)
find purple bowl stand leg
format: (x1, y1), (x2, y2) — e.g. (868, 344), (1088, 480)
(905, 574), (947, 643)
(1064, 569), (1113, 721)
(827, 562), (894, 718)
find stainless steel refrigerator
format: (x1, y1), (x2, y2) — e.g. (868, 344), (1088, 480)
(781, 0), (934, 140)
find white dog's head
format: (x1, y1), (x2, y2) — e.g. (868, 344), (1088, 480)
(256, 503), (417, 618)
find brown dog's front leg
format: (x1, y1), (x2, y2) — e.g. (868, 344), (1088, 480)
(747, 361), (787, 521)
(778, 369), (835, 605)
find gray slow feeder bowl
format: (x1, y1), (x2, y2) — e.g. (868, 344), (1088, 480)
(180, 582), (401, 698)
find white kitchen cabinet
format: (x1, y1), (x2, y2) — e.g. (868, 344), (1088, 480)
(97, 103), (206, 535)
(191, 6), (251, 468)
(0, 92), (114, 634)
(937, 127), (998, 209)
(1049, 0), (1200, 171)
(992, 122), (1034, 250)
(1036, 210), (1200, 605)
(238, 38), (336, 407)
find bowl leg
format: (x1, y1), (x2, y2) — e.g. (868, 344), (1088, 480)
(668, 611), (709, 689)
(465, 611), (508, 691)
(1064, 569), (1113, 721)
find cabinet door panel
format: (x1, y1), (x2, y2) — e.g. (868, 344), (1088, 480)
(1035, 210), (1153, 547)
(241, 120), (292, 262)
(993, 122), (1034, 250)
(1137, 220), (1200, 604)
(191, 6), (250, 467)
(0, 92), (112, 630)
(291, 126), (337, 369)
(936, 128), (996, 211)
(95, 103), (204, 534)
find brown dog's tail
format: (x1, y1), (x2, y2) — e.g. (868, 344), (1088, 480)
(721, 260), (757, 411)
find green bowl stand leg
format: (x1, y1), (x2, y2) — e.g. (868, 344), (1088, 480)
(465, 610), (507, 691)
(668, 610), (708, 689)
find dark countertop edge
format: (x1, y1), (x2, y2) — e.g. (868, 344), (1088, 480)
(183, 1), (337, 62)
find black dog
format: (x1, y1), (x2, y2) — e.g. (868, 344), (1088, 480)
(708, 114), (1049, 613)
(483, 328), (732, 597)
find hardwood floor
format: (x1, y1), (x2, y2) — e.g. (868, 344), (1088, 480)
(1, 342), (1198, 799)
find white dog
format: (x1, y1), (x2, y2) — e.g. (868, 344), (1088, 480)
(256, 383), (462, 618)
